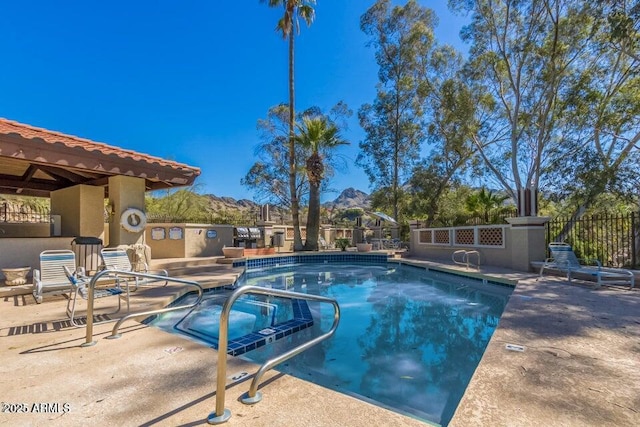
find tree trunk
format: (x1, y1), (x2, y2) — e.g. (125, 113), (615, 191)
(304, 182), (321, 251)
(553, 180), (606, 242)
(288, 30), (303, 251)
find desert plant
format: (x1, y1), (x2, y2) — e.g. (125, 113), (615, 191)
(335, 238), (350, 251)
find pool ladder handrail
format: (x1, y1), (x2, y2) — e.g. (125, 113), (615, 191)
(208, 285), (340, 425)
(81, 269), (203, 347)
(452, 250), (480, 270)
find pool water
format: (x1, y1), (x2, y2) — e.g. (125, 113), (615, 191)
(150, 263), (511, 426)
(240, 263), (511, 426)
(149, 293), (295, 345)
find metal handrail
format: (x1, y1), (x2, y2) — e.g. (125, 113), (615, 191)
(81, 269), (203, 347)
(452, 249), (480, 270)
(208, 285), (340, 425)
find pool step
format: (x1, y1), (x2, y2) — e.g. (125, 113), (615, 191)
(150, 257), (238, 276)
(150, 256), (223, 268)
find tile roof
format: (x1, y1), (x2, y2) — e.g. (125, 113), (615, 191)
(0, 117), (200, 175)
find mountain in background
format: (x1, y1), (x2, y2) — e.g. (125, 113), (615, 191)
(323, 188), (371, 210)
(206, 194), (261, 213)
(203, 187), (370, 216)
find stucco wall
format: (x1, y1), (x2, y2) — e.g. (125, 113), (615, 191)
(0, 223), (51, 237)
(51, 184), (104, 238)
(410, 225), (513, 269)
(144, 224), (234, 258)
(268, 225), (353, 251)
(409, 241), (513, 269)
(409, 220), (548, 272)
(0, 237), (75, 281)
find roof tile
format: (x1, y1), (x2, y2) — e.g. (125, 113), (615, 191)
(0, 117), (201, 175)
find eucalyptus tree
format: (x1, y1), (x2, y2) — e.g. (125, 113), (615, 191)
(357, 0), (436, 223)
(296, 116), (348, 250)
(547, 0), (640, 222)
(242, 104), (310, 209)
(407, 45), (477, 224)
(608, 0), (640, 61)
(263, 0), (316, 251)
(450, 0), (597, 216)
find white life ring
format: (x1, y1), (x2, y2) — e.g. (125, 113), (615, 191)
(120, 208), (147, 233)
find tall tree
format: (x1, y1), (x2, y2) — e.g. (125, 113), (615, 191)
(242, 104), (310, 208)
(608, 0), (640, 61)
(407, 45), (477, 224)
(243, 103), (350, 227)
(451, 0), (596, 216)
(263, 0), (316, 251)
(357, 0), (436, 222)
(546, 1), (640, 215)
(296, 116), (348, 250)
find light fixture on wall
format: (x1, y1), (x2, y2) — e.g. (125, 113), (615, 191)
(104, 202), (115, 222)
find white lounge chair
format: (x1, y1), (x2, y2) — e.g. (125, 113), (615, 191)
(100, 247), (168, 290)
(539, 242), (635, 289)
(63, 265), (130, 327)
(33, 250), (82, 303)
(318, 236), (334, 250)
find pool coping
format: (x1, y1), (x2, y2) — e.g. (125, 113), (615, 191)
(235, 252), (518, 287)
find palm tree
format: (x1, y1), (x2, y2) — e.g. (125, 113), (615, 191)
(263, 0), (316, 251)
(297, 116), (348, 250)
(465, 187), (509, 223)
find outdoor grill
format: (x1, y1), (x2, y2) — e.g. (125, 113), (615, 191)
(234, 227), (261, 248)
(248, 227), (261, 240)
(234, 227), (249, 247)
(248, 227), (261, 248)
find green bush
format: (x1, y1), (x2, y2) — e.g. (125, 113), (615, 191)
(335, 238), (350, 251)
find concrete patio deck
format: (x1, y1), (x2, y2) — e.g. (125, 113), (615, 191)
(0, 258), (638, 426)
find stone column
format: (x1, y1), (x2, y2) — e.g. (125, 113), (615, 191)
(257, 220), (275, 247)
(50, 184), (105, 238)
(506, 216), (550, 272)
(319, 224), (332, 245)
(108, 176), (146, 247)
(371, 221), (383, 239)
(389, 225), (400, 239)
(352, 226), (365, 244)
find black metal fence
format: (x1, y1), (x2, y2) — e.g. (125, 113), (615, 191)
(410, 210), (518, 229)
(145, 207), (291, 225)
(546, 212), (639, 269)
(1, 202), (50, 223)
(145, 212), (258, 225)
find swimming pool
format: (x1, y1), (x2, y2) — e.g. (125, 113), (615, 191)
(150, 261), (512, 426)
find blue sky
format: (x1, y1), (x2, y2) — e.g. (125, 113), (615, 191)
(0, 1), (468, 202)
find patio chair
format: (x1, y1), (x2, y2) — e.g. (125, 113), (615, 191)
(100, 247), (168, 290)
(538, 242), (635, 289)
(318, 236), (334, 250)
(388, 238), (402, 250)
(63, 265), (130, 327)
(33, 250), (83, 304)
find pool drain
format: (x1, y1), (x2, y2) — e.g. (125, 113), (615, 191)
(505, 343), (525, 352)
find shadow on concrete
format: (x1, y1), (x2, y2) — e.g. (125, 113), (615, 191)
(136, 369), (286, 426)
(502, 278), (639, 340)
(16, 323), (146, 353)
(0, 315), (118, 337)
